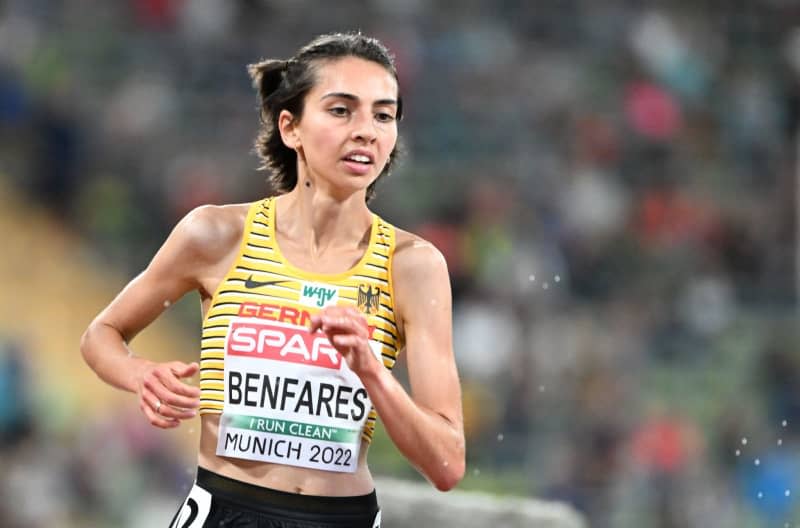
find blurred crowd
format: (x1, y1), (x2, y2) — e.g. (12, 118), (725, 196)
(3, 1), (800, 526)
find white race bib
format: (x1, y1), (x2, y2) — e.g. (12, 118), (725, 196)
(216, 317), (379, 473)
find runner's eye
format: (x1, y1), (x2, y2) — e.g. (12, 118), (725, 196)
(329, 107), (349, 117)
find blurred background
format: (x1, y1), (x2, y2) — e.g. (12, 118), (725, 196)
(2, 0), (800, 526)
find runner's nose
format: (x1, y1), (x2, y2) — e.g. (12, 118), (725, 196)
(351, 113), (377, 143)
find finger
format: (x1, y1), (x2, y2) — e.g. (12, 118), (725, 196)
(146, 374), (200, 409)
(309, 315), (323, 334)
(156, 368), (201, 399)
(143, 405), (180, 428)
(332, 334), (366, 349)
(171, 361), (200, 379)
(142, 386), (195, 421)
(141, 386), (194, 422)
(153, 400), (197, 421)
(140, 386), (162, 413)
(321, 316), (368, 338)
(140, 389), (180, 429)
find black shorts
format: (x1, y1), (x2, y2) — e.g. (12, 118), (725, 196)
(169, 467), (381, 528)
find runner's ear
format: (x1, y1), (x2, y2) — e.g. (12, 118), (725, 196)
(278, 109), (301, 150)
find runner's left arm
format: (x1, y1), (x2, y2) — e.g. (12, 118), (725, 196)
(311, 238), (465, 491)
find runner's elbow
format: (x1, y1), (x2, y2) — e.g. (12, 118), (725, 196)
(431, 443), (465, 491)
(80, 324), (96, 368)
(80, 320), (110, 370)
(433, 458), (465, 492)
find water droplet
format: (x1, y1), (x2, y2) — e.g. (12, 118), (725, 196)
(528, 274), (535, 282)
(782, 420), (788, 427)
(758, 492), (764, 499)
(755, 458), (760, 466)
(163, 300), (171, 308)
(497, 433), (504, 442)
(735, 449), (741, 457)
(188, 428), (195, 434)
(538, 385), (546, 392)
(554, 275), (561, 283)
(443, 461), (449, 467)
(473, 468), (481, 476)
(742, 437), (748, 445)
(778, 438), (783, 446)
(543, 282), (550, 290)
(786, 489), (791, 497)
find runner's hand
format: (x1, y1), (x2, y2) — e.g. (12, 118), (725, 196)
(310, 307), (379, 378)
(136, 361), (200, 429)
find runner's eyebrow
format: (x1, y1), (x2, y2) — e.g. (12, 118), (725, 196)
(320, 92), (398, 106)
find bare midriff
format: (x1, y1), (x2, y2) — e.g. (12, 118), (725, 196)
(197, 414), (375, 496)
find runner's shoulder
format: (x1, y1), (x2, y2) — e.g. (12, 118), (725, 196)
(171, 202), (251, 263)
(392, 228), (448, 278)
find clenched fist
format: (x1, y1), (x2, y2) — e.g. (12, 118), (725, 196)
(310, 306), (380, 378)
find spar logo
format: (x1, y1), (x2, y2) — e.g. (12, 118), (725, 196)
(227, 319), (340, 370)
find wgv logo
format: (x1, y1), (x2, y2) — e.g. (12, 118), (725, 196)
(300, 282), (339, 307)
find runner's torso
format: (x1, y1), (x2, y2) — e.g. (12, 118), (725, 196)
(195, 198), (402, 495)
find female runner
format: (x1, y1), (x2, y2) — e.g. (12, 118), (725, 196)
(81, 32), (465, 527)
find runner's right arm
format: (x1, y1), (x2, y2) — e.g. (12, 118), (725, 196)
(80, 205), (238, 428)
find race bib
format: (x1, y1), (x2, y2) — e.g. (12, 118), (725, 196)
(216, 317), (380, 473)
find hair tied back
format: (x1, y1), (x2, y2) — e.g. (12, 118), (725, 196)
(247, 58), (290, 109)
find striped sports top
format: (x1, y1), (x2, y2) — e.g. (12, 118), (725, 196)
(199, 197), (401, 445)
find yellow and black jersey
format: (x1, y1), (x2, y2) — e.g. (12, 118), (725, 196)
(199, 197), (401, 444)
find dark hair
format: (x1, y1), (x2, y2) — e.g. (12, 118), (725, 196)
(248, 32), (403, 202)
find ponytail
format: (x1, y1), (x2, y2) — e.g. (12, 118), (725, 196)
(247, 59), (291, 122)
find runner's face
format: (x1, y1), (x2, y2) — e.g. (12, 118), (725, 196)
(287, 57), (399, 196)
